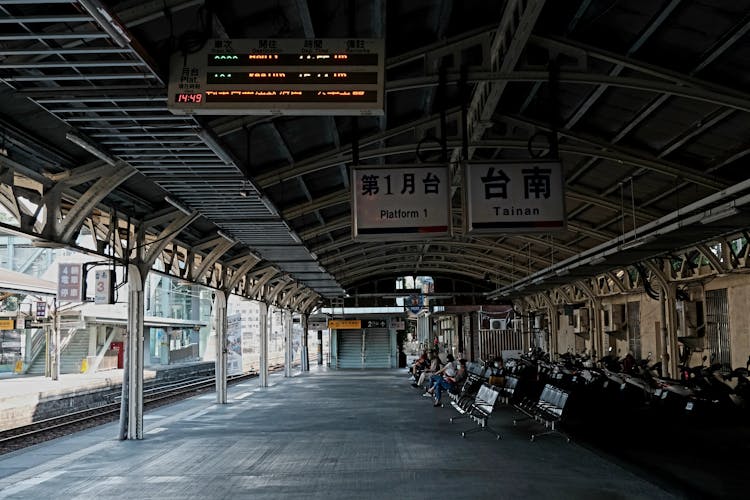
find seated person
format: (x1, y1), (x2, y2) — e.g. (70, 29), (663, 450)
(409, 350), (428, 379)
(414, 350), (441, 389)
(424, 354), (457, 406)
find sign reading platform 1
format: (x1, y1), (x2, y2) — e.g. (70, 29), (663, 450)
(167, 38), (384, 116)
(465, 161), (566, 233)
(352, 165), (451, 240)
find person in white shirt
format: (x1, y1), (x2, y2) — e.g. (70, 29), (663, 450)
(423, 354), (456, 406)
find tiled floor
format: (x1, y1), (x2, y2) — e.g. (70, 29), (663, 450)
(0, 368), (681, 499)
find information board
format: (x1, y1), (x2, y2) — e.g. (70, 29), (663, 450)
(328, 319), (361, 329)
(465, 161), (566, 233)
(352, 165), (451, 240)
(167, 38), (384, 115)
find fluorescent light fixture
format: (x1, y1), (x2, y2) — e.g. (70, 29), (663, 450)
(555, 269), (570, 277)
(531, 277), (545, 285)
(310, 252), (318, 260)
(197, 129), (233, 165)
(620, 234), (658, 251)
(239, 188), (250, 197)
(217, 230), (235, 243)
(589, 256), (606, 265)
(164, 196), (192, 216)
(260, 195), (279, 217)
(78, 0), (131, 48)
(701, 207), (740, 224)
(66, 132), (116, 166)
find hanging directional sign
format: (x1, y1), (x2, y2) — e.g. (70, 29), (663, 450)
(465, 161), (566, 233)
(352, 165), (451, 240)
(57, 263), (83, 302)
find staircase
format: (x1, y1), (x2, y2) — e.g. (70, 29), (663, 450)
(26, 329), (91, 375)
(61, 329), (89, 373)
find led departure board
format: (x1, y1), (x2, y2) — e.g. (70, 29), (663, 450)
(167, 38), (384, 116)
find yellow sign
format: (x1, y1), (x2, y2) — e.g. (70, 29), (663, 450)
(0, 319), (15, 330)
(14, 359), (23, 373)
(328, 319), (362, 329)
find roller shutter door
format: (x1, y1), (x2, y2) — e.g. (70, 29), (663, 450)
(337, 329), (363, 368)
(364, 328), (390, 368)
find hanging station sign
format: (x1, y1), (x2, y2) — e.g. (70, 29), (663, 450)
(167, 38), (384, 115)
(328, 319), (362, 329)
(57, 263), (83, 302)
(465, 161), (566, 233)
(352, 165), (451, 240)
(94, 269), (115, 305)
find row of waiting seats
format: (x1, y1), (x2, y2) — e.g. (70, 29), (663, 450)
(446, 367), (571, 442)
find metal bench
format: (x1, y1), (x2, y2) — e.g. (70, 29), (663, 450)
(513, 383), (571, 442)
(454, 384), (502, 440)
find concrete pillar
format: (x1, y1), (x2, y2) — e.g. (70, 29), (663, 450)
(214, 291), (227, 404)
(125, 264), (145, 440)
(284, 309), (293, 377)
(301, 314), (309, 372)
(259, 302), (268, 388)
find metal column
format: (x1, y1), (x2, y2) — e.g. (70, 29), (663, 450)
(317, 330), (323, 365)
(301, 314), (309, 371)
(284, 309), (293, 377)
(214, 291), (227, 404)
(125, 264), (145, 440)
(259, 302), (268, 388)
(548, 307), (558, 360)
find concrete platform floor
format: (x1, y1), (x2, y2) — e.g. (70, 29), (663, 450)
(0, 368), (683, 499)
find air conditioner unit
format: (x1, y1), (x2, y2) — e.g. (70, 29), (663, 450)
(676, 301), (699, 337)
(490, 319), (505, 330)
(573, 308), (589, 333)
(603, 303), (625, 333)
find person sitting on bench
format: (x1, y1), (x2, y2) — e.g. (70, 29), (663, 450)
(414, 350), (441, 389)
(424, 354), (457, 406)
(409, 350), (429, 380)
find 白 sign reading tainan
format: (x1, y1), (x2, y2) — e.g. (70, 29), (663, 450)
(352, 165), (451, 240)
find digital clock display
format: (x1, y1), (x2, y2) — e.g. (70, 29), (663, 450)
(174, 93), (203, 103)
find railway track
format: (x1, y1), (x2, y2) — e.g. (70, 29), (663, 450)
(0, 367), (283, 455)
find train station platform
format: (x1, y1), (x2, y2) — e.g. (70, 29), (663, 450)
(0, 362), (216, 430)
(0, 368), (683, 499)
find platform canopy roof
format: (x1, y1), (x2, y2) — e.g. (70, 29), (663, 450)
(1, 0), (750, 306)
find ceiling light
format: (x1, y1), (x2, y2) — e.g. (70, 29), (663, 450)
(589, 256), (606, 265)
(77, 0), (131, 48)
(197, 129), (233, 165)
(555, 269), (570, 276)
(217, 230), (236, 244)
(239, 188), (250, 197)
(66, 132), (116, 166)
(700, 207), (740, 224)
(164, 196), (192, 216)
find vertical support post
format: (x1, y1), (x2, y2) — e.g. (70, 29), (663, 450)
(259, 302), (268, 387)
(591, 299), (603, 361)
(125, 264), (145, 440)
(317, 330), (323, 365)
(659, 289), (670, 377)
(51, 297), (60, 381)
(666, 285), (679, 378)
(284, 309), (293, 377)
(301, 314), (309, 372)
(214, 291), (228, 404)
(548, 307), (558, 360)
